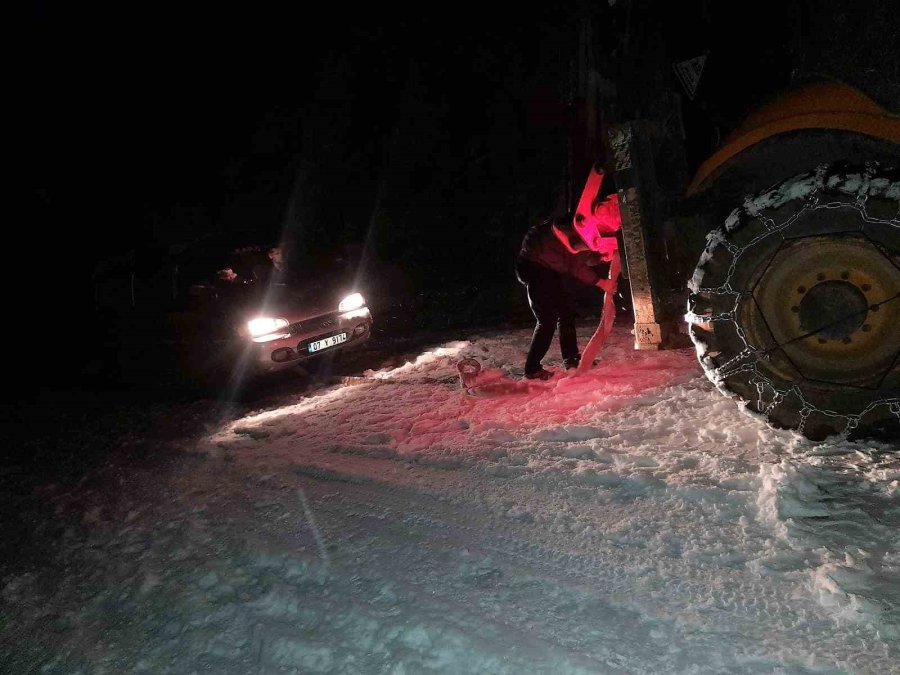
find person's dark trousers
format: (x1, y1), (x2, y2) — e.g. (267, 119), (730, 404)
(517, 261), (579, 374)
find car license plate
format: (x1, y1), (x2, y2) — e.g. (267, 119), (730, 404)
(308, 332), (348, 353)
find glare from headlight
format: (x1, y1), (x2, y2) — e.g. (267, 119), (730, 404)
(247, 317), (289, 338)
(341, 308), (370, 320)
(338, 293), (365, 312)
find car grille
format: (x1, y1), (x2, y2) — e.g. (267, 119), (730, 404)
(289, 314), (338, 335)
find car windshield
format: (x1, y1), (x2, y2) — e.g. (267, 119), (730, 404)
(92, 241), (367, 319)
(179, 245), (359, 300)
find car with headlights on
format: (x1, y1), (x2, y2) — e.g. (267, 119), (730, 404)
(169, 246), (374, 385)
(238, 285), (373, 374)
(86, 242), (375, 388)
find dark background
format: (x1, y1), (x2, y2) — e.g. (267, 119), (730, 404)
(20, 0), (900, 390)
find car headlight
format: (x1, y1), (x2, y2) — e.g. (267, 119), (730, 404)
(338, 293), (365, 312)
(247, 317), (290, 342)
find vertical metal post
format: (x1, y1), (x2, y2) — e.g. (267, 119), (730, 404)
(609, 122), (667, 350)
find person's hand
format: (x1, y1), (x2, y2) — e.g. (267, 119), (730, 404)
(595, 250), (621, 294)
(594, 236), (618, 262)
(608, 250), (621, 280)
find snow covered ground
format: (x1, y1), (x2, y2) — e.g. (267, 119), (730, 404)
(2, 324), (898, 674)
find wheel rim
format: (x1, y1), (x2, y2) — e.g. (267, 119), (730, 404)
(748, 234), (899, 388)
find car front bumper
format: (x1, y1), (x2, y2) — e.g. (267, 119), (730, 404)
(250, 308), (373, 374)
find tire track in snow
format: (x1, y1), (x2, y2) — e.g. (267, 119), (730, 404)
(279, 457), (895, 673)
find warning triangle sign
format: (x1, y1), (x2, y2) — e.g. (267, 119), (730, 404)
(673, 54), (706, 100)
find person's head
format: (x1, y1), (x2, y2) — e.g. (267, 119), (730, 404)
(268, 246), (284, 270)
(572, 164), (622, 255)
(216, 267), (238, 283)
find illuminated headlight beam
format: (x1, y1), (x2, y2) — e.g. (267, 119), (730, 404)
(338, 293), (365, 312)
(248, 317), (290, 342)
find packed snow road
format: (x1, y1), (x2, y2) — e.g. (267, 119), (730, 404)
(2, 326), (898, 674)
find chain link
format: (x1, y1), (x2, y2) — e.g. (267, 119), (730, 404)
(763, 391), (784, 417)
(693, 287), (740, 296)
(796, 406), (816, 435)
(713, 347), (755, 374)
(718, 363), (759, 383)
(755, 380), (766, 412)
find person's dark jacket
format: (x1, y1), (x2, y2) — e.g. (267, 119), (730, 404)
(515, 216), (603, 287)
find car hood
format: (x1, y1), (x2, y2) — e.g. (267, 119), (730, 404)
(235, 282), (362, 323)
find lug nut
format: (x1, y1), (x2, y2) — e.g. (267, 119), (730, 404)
(840, 271), (849, 279)
(862, 324), (871, 332)
(797, 286), (806, 294)
(816, 273), (826, 281)
(862, 284), (871, 292)
(841, 337), (852, 344)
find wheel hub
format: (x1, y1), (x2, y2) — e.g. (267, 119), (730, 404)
(797, 280), (868, 340)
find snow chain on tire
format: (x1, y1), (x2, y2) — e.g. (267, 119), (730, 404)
(687, 161), (900, 441)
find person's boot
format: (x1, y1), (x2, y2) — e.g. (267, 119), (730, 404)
(524, 366), (554, 380)
(563, 355), (580, 370)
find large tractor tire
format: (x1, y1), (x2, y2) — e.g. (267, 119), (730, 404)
(687, 162), (900, 441)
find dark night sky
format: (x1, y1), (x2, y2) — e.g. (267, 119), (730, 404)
(22, 1), (899, 327)
(26, 5), (380, 248)
(25, 4), (582, 291)
(27, 9), (520, 225)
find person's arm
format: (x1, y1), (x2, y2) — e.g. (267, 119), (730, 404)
(568, 251), (609, 287)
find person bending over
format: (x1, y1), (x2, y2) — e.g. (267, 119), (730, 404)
(515, 212), (617, 380)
